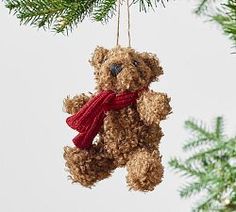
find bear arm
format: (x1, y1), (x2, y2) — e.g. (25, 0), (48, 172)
(137, 90), (171, 125)
(63, 93), (92, 115)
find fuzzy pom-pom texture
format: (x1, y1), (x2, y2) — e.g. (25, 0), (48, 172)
(63, 46), (171, 191)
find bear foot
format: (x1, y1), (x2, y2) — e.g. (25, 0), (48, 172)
(64, 144), (115, 188)
(126, 149), (164, 191)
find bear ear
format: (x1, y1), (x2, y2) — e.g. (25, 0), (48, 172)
(90, 46), (109, 69)
(139, 52), (163, 78)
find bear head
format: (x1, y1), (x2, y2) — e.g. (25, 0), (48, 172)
(90, 46), (163, 92)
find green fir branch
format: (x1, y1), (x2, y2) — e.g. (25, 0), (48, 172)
(5, 0), (99, 33)
(92, 0), (117, 22)
(132, 0), (168, 13)
(186, 146), (223, 163)
(4, 0), (169, 34)
(169, 158), (205, 178)
(183, 137), (212, 152)
(193, 191), (219, 212)
(186, 138), (236, 163)
(212, 0), (236, 46)
(194, 0), (211, 15)
(185, 119), (215, 139)
(169, 117), (236, 212)
(179, 181), (209, 198)
(194, 0), (236, 49)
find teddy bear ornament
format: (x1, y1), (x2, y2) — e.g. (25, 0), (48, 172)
(63, 46), (172, 191)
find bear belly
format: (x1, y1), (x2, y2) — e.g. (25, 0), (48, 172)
(102, 105), (162, 167)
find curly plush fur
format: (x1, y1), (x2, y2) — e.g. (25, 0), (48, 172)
(63, 46), (171, 191)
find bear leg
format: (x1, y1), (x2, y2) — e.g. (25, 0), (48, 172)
(126, 148), (164, 191)
(64, 144), (115, 188)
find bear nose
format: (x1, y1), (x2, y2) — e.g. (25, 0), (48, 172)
(110, 64), (123, 76)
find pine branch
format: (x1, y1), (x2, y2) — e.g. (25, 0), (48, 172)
(169, 158), (205, 178)
(194, 0), (236, 49)
(212, 0), (236, 46)
(183, 137), (212, 152)
(4, 0), (169, 34)
(92, 0), (117, 22)
(186, 138), (236, 163)
(186, 146), (222, 163)
(179, 181), (208, 198)
(193, 191), (219, 212)
(194, 0), (210, 15)
(132, 0), (168, 12)
(182, 118), (224, 151)
(5, 0), (99, 33)
(55, 0), (97, 33)
(185, 119), (215, 139)
(169, 117), (236, 212)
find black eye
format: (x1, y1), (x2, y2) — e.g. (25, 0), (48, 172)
(132, 60), (139, 67)
(103, 56), (108, 62)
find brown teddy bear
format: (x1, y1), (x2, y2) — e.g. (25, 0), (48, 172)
(63, 46), (171, 191)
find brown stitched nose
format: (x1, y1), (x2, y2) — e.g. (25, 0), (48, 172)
(110, 64), (122, 76)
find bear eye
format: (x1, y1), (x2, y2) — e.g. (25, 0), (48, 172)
(132, 60), (139, 67)
(103, 55), (108, 62)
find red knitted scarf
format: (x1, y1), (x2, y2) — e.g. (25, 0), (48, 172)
(66, 88), (146, 149)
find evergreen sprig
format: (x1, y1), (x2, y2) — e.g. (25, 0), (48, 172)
(92, 0), (117, 22)
(4, 0), (168, 34)
(194, 0), (212, 15)
(195, 0), (236, 49)
(5, 0), (99, 34)
(212, 0), (236, 47)
(169, 117), (236, 212)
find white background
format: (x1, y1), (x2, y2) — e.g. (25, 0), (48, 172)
(0, 1), (236, 212)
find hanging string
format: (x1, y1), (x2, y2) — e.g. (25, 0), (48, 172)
(127, 0), (131, 47)
(116, 0), (121, 46)
(116, 0), (132, 47)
